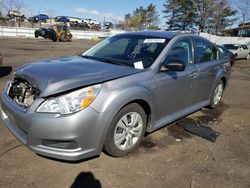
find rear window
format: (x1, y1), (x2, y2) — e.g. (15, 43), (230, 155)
(195, 39), (217, 63)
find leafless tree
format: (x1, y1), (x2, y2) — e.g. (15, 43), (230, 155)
(46, 9), (57, 26)
(236, 0), (250, 25)
(190, 0), (215, 32)
(1, 0), (24, 12)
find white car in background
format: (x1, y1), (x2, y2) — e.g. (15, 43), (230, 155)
(222, 44), (250, 60)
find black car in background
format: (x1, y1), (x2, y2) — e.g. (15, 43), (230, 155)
(34, 28), (57, 41)
(217, 45), (236, 66)
(34, 28), (50, 38)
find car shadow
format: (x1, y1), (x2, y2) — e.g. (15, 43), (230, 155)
(71, 171), (102, 188)
(0, 66), (12, 78)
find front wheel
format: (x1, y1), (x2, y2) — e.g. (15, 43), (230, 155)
(104, 103), (147, 157)
(209, 81), (224, 109)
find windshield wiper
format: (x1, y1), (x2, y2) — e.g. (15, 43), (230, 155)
(82, 55), (132, 67)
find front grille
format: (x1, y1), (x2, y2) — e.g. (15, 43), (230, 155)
(8, 79), (40, 107)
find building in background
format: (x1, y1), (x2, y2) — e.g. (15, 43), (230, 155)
(226, 22), (250, 37)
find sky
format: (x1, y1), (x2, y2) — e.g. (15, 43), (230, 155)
(22, 0), (166, 24)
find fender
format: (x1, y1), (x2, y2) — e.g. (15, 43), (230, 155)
(91, 85), (155, 114)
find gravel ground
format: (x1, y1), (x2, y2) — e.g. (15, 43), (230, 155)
(0, 38), (250, 188)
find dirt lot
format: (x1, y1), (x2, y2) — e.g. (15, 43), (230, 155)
(0, 38), (250, 188)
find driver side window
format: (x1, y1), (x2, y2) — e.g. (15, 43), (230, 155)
(163, 39), (193, 66)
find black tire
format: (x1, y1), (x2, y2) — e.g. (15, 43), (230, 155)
(104, 103), (147, 157)
(52, 37), (57, 42)
(208, 81), (224, 109)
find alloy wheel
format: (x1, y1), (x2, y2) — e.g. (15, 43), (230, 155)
(114, 112), (143, 151)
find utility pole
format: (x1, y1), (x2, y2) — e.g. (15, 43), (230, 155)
(103, 16), (106, 30)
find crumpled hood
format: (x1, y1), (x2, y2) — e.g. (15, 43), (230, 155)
(15, 56), (142, 97)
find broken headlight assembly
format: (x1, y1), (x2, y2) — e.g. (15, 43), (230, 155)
(37, 84), (101, 115)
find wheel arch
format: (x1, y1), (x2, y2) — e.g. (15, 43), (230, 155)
(221, 76), (227, 88)
(122, 99), (152, 132)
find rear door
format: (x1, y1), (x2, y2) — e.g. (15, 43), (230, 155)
(193, 38), (220, 104)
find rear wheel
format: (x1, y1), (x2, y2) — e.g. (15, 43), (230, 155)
(209, 81), (224, 109)
(104, 103), (147, 157)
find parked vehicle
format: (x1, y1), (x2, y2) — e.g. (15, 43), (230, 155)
(0, 32), (231, 161)
(29, 14), (49, 23)
(217, 45), (236, 66)
(34, 28), (50, 38)
(8, 10), (25, 19)
(222, 44), (250, 60)
(104, 22), (113, 29)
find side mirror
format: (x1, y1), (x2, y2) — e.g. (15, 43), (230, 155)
(161, 60), (185, 72)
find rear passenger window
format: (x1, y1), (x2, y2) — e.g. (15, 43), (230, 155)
(195, 40), (217, 63)
(163, 39), (193, 66)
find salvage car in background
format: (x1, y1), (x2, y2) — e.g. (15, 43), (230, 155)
(0, 32), (231, 161)
(34, 28), (50, 38)
(222, 44), (250, 60)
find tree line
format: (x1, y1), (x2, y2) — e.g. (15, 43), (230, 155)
(119, 0), (250, 35)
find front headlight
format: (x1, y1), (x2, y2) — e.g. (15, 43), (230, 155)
(37, 84), (101, 114)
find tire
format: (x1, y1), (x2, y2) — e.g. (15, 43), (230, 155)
(52, 36), (58, 42)
(208, 81), (224, 109)
(247, 54), (250, 60)
(60, 34), (66, 42)
(104, 103), (147, 157)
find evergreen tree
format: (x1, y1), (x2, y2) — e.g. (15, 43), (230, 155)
(163, 0), (196, 30)
(163, 0), (181, 30)
(127, 4), (159, 30)
(208, 0), (237, 34)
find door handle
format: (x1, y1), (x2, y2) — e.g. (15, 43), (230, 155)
(189, 71), (198, 78)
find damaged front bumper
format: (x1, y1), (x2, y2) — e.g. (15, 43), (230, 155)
(0, 89), (113, 161)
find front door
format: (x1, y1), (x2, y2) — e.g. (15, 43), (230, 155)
(155, 38), (198, 122)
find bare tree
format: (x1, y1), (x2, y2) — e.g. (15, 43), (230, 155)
(46, 9), (56, 26)
(208, 0), (237, 34)
(236, 0), (250, 25)
(2, 0), (24, 12)
(190, 0), (215, 32)
(3, 0), (26, 27)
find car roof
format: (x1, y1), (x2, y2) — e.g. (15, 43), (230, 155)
(117, 31), (180, 39)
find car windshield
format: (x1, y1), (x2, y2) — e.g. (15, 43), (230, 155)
(83, 35), (170, 68)
(223, 44), (238, 50)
